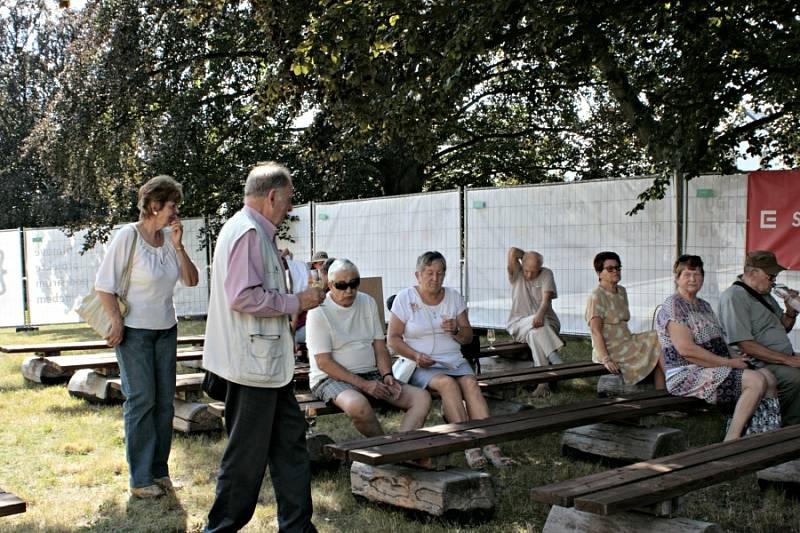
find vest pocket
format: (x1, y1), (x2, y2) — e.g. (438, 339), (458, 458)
(244, 333), (285, 378)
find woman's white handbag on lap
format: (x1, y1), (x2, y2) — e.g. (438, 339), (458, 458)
(391, 356), (417, 383)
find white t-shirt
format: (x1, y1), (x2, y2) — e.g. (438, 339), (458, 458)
(390, 287), (467, 369)
(286, 258), (309, 293)
(94, 224), (182, 330)
(307, 291), (385, 388)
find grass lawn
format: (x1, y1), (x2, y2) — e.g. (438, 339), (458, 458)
(1, 322), (799, 532)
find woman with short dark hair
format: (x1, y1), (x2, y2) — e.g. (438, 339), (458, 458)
(586, 251), (664, 387)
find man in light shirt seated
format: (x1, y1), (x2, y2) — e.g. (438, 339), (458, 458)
(306, 259), (431, 437)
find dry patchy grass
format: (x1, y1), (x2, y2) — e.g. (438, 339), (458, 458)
(1, 326), (799, 531)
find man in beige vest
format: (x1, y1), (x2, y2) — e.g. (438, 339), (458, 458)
(203, 162), (325, 532)
(506, 247), (564, 397)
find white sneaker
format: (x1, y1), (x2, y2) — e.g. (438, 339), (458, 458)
(547, 352), (563, 365)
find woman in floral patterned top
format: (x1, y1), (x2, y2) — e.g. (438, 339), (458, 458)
(586, 251), (664, 388)
(655, 254), (780, 441)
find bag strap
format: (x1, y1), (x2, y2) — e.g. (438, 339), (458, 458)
(118, 227), (138, 299)
(733, 280), (776, 314)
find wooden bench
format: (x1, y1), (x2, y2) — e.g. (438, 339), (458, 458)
(465, 341), (530, 373)
(531, 424), (800, 532)
(9, 336), (205, 384)
(0, 335), (204, 357)
(0, 490), (25, 517)
(51, 349), (203, 373)
(478, 361), (607, 394)
(326, 391), (704, 466)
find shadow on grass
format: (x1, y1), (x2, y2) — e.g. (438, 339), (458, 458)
(81, 492), (189, 532)
(47, 402), (117, 416)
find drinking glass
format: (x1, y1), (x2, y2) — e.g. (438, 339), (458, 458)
(486, 329), (496, 350)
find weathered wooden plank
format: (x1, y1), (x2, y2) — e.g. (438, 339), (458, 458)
(531, 424), (800, 507)
(107, 372), (204, 393)
(542, 505), (720, 533)
(341, 395), (703, 465)
(51, 349), (203, 372)
(479, 364), (607, 388)
(475, 360), (598, 380)
(328, 391), (673, 459)
(561, 422), (687, 463)
(757, 458), (800, 494)
(574, 435), (800, 515)
(1, 335), (204, 355)
(0, 491), (26, 517)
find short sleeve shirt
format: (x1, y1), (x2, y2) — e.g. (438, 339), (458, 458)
(307, 291), (385, 388)
(391, 287), (467, 369)
(717, 283), (793, 355)
(507, 267), (560, 330)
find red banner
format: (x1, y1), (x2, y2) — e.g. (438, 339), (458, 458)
(747, 170), (800, 270)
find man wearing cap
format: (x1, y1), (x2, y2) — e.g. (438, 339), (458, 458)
(718, 250), (800, 425)
(310, 251), (329, 271)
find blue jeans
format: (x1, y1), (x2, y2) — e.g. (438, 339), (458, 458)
(116, 325), (177, 488)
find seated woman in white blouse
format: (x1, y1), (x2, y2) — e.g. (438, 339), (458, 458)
(388, 251), (515, 469)
(95, 175), (199, 499)
(307, 259), (431, 437)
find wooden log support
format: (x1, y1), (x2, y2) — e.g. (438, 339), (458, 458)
(350, 462), (495, 516)
(757, 458), (800, 495)
(561, 422), (687, 463)
(67, 369), (124, 403)
(597, 374), (654, 397)
(306, 433), (336, 464)
(20, 356), (69, 384)
(0, 491), (26, 517)
(542, 505), (720, 533)
(172, 399), (222, 433)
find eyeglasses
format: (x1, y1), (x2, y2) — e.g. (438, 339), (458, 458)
(759, 269), (777, 282)
(604, 265), (622, 272)
(332, 278), (360, 291)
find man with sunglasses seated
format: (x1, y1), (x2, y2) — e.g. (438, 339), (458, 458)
(718, 250), (800, 426)
(306, 259), (432, 437)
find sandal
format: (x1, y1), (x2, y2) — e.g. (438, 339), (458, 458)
(531, 383), (551, 398)
(482, 444), (516, 468)
(465, 447), (488, 469)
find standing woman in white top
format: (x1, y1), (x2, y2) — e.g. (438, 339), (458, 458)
(95, 175), (199, 499)
(388, 251), (515, 469)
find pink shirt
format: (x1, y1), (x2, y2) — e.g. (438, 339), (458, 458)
(223, 206), (300, 317)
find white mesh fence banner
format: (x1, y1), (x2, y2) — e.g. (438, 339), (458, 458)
(26, 218), (209, 325)
(0, 229), (25, 327)
(686, 174), (800, 350)
(277, 204), (312, 263)
(465, 178), (677, 334)
(314, 191), (462, 314)
(173, 217), (209, 316)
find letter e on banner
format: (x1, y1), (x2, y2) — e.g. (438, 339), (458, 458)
(747, 170), (800, 270)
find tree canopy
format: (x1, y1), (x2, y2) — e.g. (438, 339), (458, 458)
(3, 0), (798, 232)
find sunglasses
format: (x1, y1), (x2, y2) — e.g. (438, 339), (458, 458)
(604, 265), (622, 272)
(332, 278), (361, 291)
(759, 269), (777, 282)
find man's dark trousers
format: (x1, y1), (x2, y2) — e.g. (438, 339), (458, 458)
(206, 381), (315, 532)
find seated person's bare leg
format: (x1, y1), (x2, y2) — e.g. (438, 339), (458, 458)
(456, 375), (490, 420)
(428, 374), (486, 468)
(457, 375), (515, 467)
(428, 374), (468, 423)
(759, 367), (779, 398)
(385, 384), (431, 432)
(333, 389), (384, 437)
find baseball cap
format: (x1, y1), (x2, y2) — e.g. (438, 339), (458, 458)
(745, 250), (786, 276)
